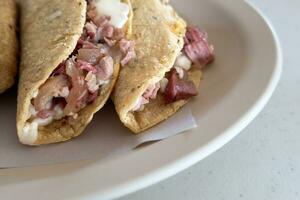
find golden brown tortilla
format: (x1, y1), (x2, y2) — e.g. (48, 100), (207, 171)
(0, 0), (18, 93)
(113, 0), (202, 133)
(129, 68), (202, 133)
(17, 0), (132, 145)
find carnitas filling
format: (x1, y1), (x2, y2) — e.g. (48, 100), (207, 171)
(25, 0), (135, 132)
(132, 26), (214, 112)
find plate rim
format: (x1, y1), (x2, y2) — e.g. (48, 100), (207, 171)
(1, 1), (283, 200)
(86, 1), (283, 199)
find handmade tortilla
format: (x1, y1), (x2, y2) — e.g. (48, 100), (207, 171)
(17, 0), (132, 145)
(113, 0), (202, 133)
(0, 0), (18, 93)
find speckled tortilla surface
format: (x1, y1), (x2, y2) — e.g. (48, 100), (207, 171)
(17, 0), (132, 145)
(0, 0), (18, 93)
(113, 0), (202, 133)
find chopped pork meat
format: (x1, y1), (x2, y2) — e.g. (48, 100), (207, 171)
(119, 39), (136, 66)
(102, 25), (114, 38)
(132, 97), (150, 112)
(96, 55), (114, 80)
(94, 15), (111, 28)
(36, 109), (53, 119)
(87, 92), (98, 104)
(77, 48), (102, 65)
(81, 40), (98, 49)
(64, 76), (89, 116)
(184, 26), (214, 68)
(52, 62), (66, 76)
(132, 83), (160, 111)
(143, 83), (160, 100)
(76, 60), (98, 73)
(164, 69), (198, 104)
(34, 75), (69, 112)
(132, 27), (214, 111)
(84, 22), (97, 39)
(113, 28), (125, 41)
(28, 0), (135, 126)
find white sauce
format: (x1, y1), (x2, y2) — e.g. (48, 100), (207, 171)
(23, 104), (65, 145)
(160, 78), (169, 93)
(20, 122), (38, 145)
(175, 67), (184, 79)
(174, 53), (192, 71)
(95, 0), (130, 28)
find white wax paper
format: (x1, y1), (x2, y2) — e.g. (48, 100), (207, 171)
(0, 90), (197, 168)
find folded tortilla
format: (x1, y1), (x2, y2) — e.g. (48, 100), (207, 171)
(113, 0), (202, 133)
(0, 0), (18, 93)
(17, 0), (133, 145)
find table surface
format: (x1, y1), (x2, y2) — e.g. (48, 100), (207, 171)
(117, 0), (300, 199)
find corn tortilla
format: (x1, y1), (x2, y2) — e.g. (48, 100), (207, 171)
(17, 0), (132, 145)
(0, 0), (18, 93)
(113, 0), (202, 133)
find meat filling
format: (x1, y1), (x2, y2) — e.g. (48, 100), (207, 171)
(26, 0), (135, 127)
(133, 26), (214, 111)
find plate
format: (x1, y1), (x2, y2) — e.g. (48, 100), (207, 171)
(0, 0), (282, 199)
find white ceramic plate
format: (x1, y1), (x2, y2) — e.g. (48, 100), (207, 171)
(0, 0), (282, 199)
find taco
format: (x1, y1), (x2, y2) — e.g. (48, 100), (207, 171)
(17, 0), (135, 145)
(113, 0), (214, 133)
(0, 0), (18, 93)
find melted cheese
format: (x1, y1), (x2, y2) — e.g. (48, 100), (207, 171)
(160, 78), (169, 93)
(20, 122), (38, 145)
(175, 53), (192, 71)
(22, 105), (65, 144)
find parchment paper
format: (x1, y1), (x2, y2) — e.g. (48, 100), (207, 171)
(0, 89), (197, 168)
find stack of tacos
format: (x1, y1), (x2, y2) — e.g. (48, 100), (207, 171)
(0, 0), (18, 93)
(14, 0), (214, 145)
